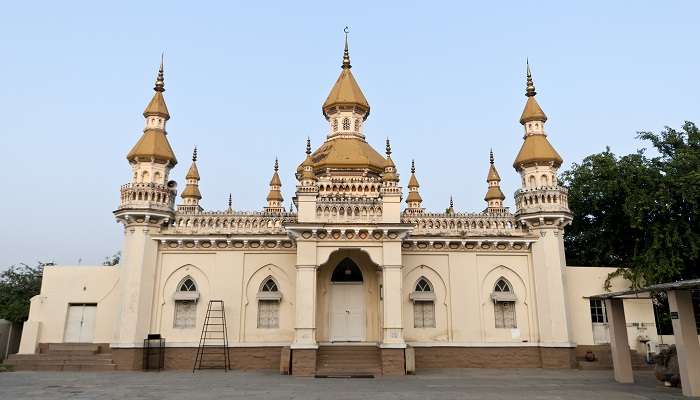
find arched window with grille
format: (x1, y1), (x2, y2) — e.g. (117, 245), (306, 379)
(410, 277), (436, 328)
(491, 278), (517, 328)
(257, 277), (281, 329)
(173, 276), (199, 329)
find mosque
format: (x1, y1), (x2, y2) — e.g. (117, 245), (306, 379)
(14, 33), (668, 375)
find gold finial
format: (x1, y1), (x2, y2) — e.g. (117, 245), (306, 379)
(411, 159), (416, 174)
(192, 146), (197, 162)
(525, 58), (536, 97)
(306, 137), (311, 155)
(274, 157), (279, 172)
(154, 53), (165, 93)
(385, 138), (392, 157)
(489, 148), (494, 165)
(342, 26), (352, 69)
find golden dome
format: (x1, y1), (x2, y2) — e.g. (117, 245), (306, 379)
(307, 137), (386, 174)
(266, 189), (283, 202)
(484, 186), (505, 201)
(406, 190), (422, 203)
(519, 96), (547, 125)
(181, 184), (202, 199)
(186, 163), (200, 180)
(513, 134), (563, 170)
(143, 62), (170, 119)
(322, 31), (370, 120)
(127, 129), (177, 165)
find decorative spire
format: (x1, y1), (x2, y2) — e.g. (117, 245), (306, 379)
(192, 146), (198, 162)
(489, 148), (494, 165)
(485, 150), (505, 209)
(411, 159), (415, 174)
(306, 137), (312, 155)
(154, 53), (165, 92)
(385, 138), (392, 157)
(525, 58), (536, 97)
(450, 196), (454, 208)
(181, 145), (202, 207)
(342, 26), (351, 69)
(228, 193), (232, 209)
(265, 158), (284, 213)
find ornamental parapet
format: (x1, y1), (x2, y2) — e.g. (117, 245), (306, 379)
(167, 210), (297, 235)
(118, 182), (175, 212)
(514, 185), (569, 214)
(314, 197), (383, 223)
(401, 211), (526, 237)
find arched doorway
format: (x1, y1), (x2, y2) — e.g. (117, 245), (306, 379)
(329, 258), (365, 342)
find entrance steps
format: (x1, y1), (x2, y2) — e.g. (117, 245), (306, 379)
(6, 343), (117, 371)
(315, 345), (381, 377)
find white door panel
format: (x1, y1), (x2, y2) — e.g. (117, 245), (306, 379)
(64, 304), (97, 343)
(330, 284), (364, 342)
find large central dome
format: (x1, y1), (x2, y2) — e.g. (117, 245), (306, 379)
(309, 137), (386, 174)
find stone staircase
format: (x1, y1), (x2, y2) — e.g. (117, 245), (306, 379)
(316, 346), (381, 377)
(6, 343), (117, 371)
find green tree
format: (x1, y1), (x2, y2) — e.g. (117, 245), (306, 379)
(0, 262), (47, 323)
(562, 122), (700, 287)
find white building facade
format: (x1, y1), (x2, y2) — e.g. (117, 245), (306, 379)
(17, 39), (672, 375)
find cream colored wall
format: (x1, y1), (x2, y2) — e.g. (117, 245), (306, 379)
(565, 266), (660, 351)
(151, 249), (296, 346)
(19, 266), (120, 352)
(402, 251), (534, 345)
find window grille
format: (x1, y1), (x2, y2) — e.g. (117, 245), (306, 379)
(590, 299), (608, 323)
(258, 278), (280, 328)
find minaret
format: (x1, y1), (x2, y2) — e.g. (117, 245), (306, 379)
(264, 158), (284, 213)
(512, 61), (574, 355)
(484, 150), (506, 212)
(380, 138), (402, 223)
(113, 58), (178, 349)
(404, 160), (424, 215)
(179, 147), (203, 212)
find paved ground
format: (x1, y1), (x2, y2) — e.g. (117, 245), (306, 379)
(0, 369), (684, 400)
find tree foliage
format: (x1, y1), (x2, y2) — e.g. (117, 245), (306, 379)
(0, 262), (47, 323)
(562, 122), (700, 287)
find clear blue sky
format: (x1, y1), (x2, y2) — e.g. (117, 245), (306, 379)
(1, 1), (698, 268)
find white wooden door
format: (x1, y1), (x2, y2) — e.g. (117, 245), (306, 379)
(64, 304), (96, 343)
(330, 284), (364, 342)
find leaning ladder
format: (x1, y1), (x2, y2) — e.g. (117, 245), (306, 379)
(193, 300), (230, 372)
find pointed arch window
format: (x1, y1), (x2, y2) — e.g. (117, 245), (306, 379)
(173, 276), (199, 329)
(410, 277), (436, 328)
(257, 277), (281, 329)
(492, 278), (517, 329)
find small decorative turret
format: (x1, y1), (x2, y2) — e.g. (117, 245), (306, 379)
(299, 138), (318, 186)
(382, 138), (399, 184)
(404, 160), (424, 215)
(446, 196), (455, 215)
(484, 149), (506, 212)
(178, 147), (203, 212)
(265, 158), (284, 213)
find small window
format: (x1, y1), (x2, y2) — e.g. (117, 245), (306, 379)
(354, 119), (360, 132)
(413, 277), (435, 328)
(494, 279), (511, 293)
(333, 118), (338, 132)
(342, 118), (350, 130)
(180, 278), (197, 292)
(590, 299), (608, 324)
(258, 278), (280, 328)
